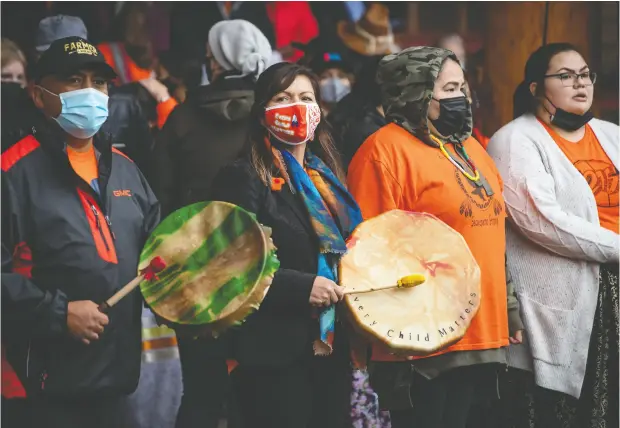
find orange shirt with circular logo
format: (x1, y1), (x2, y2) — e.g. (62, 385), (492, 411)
(540, 120), (619, 233)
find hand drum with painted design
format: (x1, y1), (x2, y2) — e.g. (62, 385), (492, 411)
(340, 210), (481, 356)
(139, 202), (279, 338)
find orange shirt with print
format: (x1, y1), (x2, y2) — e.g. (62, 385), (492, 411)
(540, 120), (619, 233)
(347, 123), (509, 361)
(67, 145), (100, 194)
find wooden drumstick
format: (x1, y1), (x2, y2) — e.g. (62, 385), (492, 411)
(98, 256), (167, 313)
(343, 274), (427, 295)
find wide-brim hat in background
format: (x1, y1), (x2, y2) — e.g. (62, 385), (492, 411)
(337, 3), (399, 57)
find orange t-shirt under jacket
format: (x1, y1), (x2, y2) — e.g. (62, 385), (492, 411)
(67, 144), (99, 193)
(540, 120), (619, 234)
(347, 123), (509, 361)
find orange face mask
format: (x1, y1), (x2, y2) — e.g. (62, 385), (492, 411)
(264, 102), (322, 145)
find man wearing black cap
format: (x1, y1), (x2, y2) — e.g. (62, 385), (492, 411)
(1, 36), (160, 427)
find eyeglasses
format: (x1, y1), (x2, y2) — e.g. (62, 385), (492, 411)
(544, 71), (597, 87)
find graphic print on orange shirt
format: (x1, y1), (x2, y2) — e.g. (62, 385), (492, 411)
(455, 167), (504, 221)
(442, 143), (504, 223)
(541, 121), (619, 233)
(574, 159), (618, 208)
(67, 145), (100, 194)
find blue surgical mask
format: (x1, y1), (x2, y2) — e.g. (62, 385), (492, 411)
(39, 87), (109, 139)
(320, 77), (351, 104)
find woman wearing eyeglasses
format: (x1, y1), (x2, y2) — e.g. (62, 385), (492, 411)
(488, 43), (619, 428)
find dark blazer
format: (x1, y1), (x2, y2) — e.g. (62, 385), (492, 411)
(210, 156), (320, 369)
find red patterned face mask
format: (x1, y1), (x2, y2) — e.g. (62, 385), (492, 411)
(264, 102), (322, 145)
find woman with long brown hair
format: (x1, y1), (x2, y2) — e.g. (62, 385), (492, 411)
(210, 62), (361, 427)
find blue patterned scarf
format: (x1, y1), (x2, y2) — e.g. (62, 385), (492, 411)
(279, 149), (362, 355)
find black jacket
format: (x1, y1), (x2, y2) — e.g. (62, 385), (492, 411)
(152, 77), (255, 216)
(103, 86), (154, 178)
(330, 99), (386, 170)
(210, 157), (320, 368)
(1, 115), (160, 398)
(1, 83), (40, 153)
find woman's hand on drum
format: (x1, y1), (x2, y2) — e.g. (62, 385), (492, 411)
(309, 276), (344, 307)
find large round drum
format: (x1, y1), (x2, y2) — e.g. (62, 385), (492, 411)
(340, 210), (481, 356)
(138, 201), (280, 338)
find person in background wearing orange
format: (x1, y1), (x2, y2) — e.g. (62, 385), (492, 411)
(98, 3), (177, 129)
(347, 47), (523, 428)
(488, 43), (619, 428)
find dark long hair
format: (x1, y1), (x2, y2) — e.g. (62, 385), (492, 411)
(248, 62), (346, 185)
(513, 43), (582, 119)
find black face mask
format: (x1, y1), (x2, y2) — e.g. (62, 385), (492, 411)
(545, 98), (594, 131)
(430, 96), (469, 137)
(1, 81), (24, 96)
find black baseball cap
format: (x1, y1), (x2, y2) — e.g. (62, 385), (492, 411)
(34, 36), (117, 81)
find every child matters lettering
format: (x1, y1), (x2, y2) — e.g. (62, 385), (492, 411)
(271, 112), (296, 136)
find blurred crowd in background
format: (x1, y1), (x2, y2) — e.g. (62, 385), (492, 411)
(1, 2), (618, 428)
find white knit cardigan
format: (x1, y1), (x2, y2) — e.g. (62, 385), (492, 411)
(487, 114), (619, 399)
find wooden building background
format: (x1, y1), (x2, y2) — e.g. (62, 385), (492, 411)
(393, 1), (619, 136)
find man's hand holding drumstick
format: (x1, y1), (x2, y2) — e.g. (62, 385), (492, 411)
(67, 301), (109, 345)
(68, 257), (168, 345)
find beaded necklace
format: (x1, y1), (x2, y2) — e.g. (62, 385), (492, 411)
(431, 135), (480, 183)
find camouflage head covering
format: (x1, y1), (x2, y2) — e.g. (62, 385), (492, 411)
(377, 46), (473, 146)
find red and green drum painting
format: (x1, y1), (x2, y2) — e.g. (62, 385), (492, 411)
(138, 201), (280, 337)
